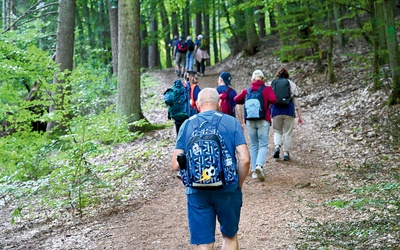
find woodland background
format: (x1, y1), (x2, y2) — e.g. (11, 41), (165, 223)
(1, 0), (400, 248)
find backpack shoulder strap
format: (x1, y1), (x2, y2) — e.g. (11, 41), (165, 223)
(190, 83), (198, 108)
(258, 85), (266, 93)
(225, 87), (231, 94)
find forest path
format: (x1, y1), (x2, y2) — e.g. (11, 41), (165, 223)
(2, 66), (342, 250)
(82, 67), (339, 250)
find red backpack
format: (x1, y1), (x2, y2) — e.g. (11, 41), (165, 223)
(219, 88), (234, 116)
(177, 40), (187, 52)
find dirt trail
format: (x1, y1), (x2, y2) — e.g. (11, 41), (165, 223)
(87, 68), (337, 250)
(1, 66), (342, 250)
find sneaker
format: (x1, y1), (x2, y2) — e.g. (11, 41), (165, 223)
(251, 172), (258, 179)
(255, 165), (265, 182)
(283, 153), (290, 161)
(200, 73), (204, 77)
(177, 71), (181, 77)
(273, 147), (280, 159)
(181, 73), (184, 77)
(176, 171), (182, 180)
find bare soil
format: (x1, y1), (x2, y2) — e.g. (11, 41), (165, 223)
(2, 45), (396, 249)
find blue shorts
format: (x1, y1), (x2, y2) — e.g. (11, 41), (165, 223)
(187, 187), (243, 245)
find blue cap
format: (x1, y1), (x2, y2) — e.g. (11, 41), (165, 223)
(220, 72), (232, 85)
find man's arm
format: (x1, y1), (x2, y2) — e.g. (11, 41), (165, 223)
(171, 149), (185, 171)
(235, 144), (250, 188)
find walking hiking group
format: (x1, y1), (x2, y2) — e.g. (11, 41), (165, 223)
(165, 67), (303, 249)
(169, 33), (210, 79)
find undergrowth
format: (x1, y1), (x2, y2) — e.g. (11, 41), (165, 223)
(297, 107), (400, 249)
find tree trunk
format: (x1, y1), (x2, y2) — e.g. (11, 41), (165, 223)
(212, 0), (218, 64)
(369, 0), (381, 89)
(108, 0), (118, 74)
(159, 1), (172, 68)
(244, 6), (259, 56)
(47, 0), (76, 132)
(117, 0), (144, 129)
(376, 2), (389, 65)
(256, 6), (266, 38)
(333, 3), (346, 47)
(140, 14), (149, 68)
(148, 11), (159, 69)
(195, 12), (202, 36)
(327, 2), (336, 83)
(383, 0), (400, 105)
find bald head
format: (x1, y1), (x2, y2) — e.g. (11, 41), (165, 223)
(197, 88), (220, 111)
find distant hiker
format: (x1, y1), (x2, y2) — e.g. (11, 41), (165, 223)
(185, 36), (195, 72)
(270, 67), (303, 161)
(194, 34), (210, 76)
(216, 72), (237, 117)
(171, 88), (250, 249)
(234, 69), (276, 182)
(174, 35), (187, 77)
(168, 34), (179, 69)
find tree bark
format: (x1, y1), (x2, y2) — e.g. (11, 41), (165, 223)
(383, 0), (400, 105)
(46, 0), (76, 132)
(117, 0), (144, 129)
(108, 0), (118, 74)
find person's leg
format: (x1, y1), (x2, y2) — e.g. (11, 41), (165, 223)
(189, 52), (194, 70)
(187, 193), (216, 246)
(196, 60), (201, 73)
(282, 115), (294, 156)
(221, 234), (239, 250)
(215, 187), (242, 250)
(245, 120), (258, 173)
(256, 120), (270, 166)
(272, 115), (283, 158)
(195, 243), (214, 250)
(201, 59), (206, 75)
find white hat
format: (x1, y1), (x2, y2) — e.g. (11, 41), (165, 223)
(197, 34), (203, 40)
(252, 69), (264, 80)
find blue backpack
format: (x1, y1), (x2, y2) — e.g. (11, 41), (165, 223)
(164, 79), (190, 121)
(244, 85), (266, 120)
(179, 113), (237, 189)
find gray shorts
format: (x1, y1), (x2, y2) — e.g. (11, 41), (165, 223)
(175, 52), (186, 68)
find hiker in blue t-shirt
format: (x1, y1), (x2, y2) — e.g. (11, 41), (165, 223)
(168, 34), (179, 70)
(171, 88), (250, 249)
(216, 72), (237, 117)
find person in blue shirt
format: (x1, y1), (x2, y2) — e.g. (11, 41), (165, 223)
(171, 88), (250, 250)
(216, 72), (237, 117)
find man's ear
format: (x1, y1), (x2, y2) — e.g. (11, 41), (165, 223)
(196, 101), (200, 112)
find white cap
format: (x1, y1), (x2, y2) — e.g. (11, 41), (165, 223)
(252, 69), (264, 80)
(197, 34), (203, 40)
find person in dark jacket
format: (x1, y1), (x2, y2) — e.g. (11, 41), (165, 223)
(270, 67), (303, 161)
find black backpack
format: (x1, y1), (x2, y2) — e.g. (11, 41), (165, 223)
(271, 78), (292, 107)
(187, 40), (195, 52)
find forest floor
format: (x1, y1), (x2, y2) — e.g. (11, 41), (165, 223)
(1, 40), (399, 249)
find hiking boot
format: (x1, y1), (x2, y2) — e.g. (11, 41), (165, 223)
(177, 71), (181, 77)
(181, 73), (184, 77)
(176, 171), (182, 180)
(255, 165), (265, 182)
(283, 153), (290, 161)
(251, 172), (258, 179)
(273, 147), (280, 159)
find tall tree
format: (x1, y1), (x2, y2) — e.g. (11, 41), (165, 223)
(383, 0), (400, 105)
(244, 5), (259, 55)
(47, 0), (76, 132)
(108, 0), (118, 74)
(159, 1), (172, 68)
(117, 0), (144, 130)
